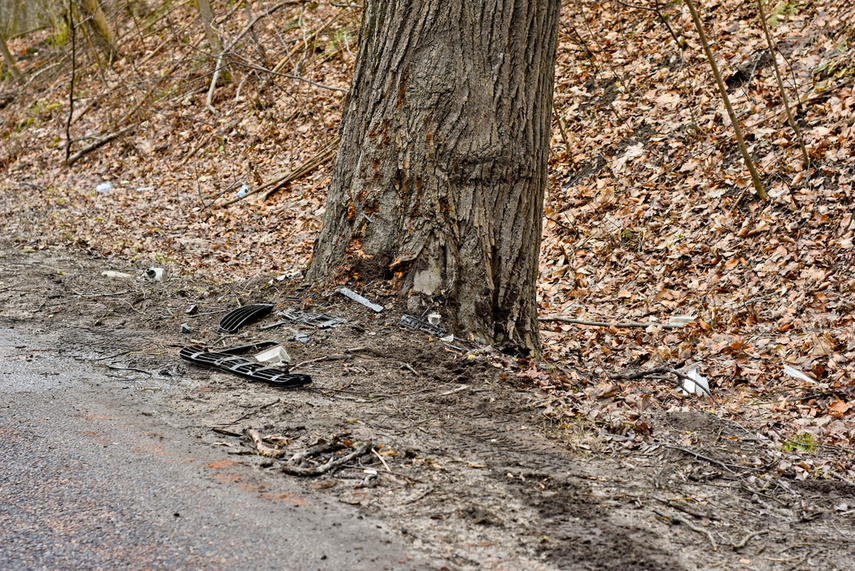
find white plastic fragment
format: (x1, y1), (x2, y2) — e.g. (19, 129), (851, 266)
(255, 345), (291, 366)
(145, 267), (164, 281)
(337, 287), (384, 312)
(95, 181), (113, 193)
(427, 313), (441, 326)
(783, 364), (817, 385)
(680, 369), (712, 398)
(102, 270), (134, 279)
(668, 315), (696, 327)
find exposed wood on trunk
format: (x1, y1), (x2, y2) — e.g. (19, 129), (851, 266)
(308, 0), (561, 355)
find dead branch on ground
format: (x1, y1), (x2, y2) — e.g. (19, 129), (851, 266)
(280, 442), (371, 476)
(247, 428), (286, 458)
(67, 123), (140, 166)
(220, 136), (339, 206)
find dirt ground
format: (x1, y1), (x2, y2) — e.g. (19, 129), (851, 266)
(1, 240), (853, 570)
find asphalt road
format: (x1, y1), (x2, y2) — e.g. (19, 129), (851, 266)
(0, 328), (423, 570)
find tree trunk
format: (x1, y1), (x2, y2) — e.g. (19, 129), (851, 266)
(196, 0), (222, 57)
(0, 32), (23, 84)
(307, 0), (560, 355)
(78, 0), (117, 62)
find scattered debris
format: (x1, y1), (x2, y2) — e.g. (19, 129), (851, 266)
(337, 287), (383, 313)
(219, 303), (274, 333)
(179, 342), (311, 388)
(273, 309), (344, 329)
(401, 314), (446, 337)
(783, 364), (818, 385)
(679, 369), (712, 399)
(255, 344), (291, 365)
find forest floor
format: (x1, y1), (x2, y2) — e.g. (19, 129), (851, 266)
(1, 241), (854, 570)
(1, 0), (854, 568)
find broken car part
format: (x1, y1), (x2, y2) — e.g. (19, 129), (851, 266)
(255, 345), (291, 366)
(337, 287), (384, 313)
(219, 303), (274, 333)
(400, 314), (446, 337)
(145, 267), (164, 281)
(179, 343), (310, 388)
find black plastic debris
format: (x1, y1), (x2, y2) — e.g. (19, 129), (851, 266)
(219, 304), (274, 333)
(179, 342), (311, 388)
(337, 287), (384, 313)
(400, 314), (446, 336)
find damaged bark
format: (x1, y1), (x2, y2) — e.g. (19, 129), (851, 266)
(308, 0), (560, 355)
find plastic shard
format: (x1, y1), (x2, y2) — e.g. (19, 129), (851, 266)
(337, 287), (384, 313)
(680, 369), (712, 398)
(400, 314), (446, 337)
(219, 304), (274, 333)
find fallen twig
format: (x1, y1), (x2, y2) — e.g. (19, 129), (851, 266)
(291, 346), (367, 370)
(67, 123), (140, 166)
(247, 428), (285, 458)
(540, 315), (682, 329)
(107, 365), (152, 376)
(664, 444), (740, 474)
(211, 427), (243, 438)
(258, 11), (344, 94)
(281, 442), (371, 476)
(652, 496), (715, 520)
(220, 136), (338, 206)
(71, 289), (132, 297)
(371, 447), (392, 472)
(402, 485), (434, 505)
(612, 365), (721, 406)
(732, 530), (768, 550)
(672, 512), (718, 550)
(440, 385), (469, 396)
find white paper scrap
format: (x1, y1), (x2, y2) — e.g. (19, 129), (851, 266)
(783, 364), (817, 385)
(680, 369), (711, 398)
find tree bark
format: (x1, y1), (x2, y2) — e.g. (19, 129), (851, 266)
(0, 32), (23, 84)
(307, 0), (560, 355)
(196, 0), (223, 57)
(78, 0), (117, 62)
